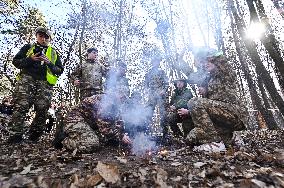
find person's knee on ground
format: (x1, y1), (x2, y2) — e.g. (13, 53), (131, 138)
(62, 121), (100, 153)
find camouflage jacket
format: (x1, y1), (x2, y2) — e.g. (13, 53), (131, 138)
(207, 72), (239, 104)
(105, 69), (130, 98)
(116, 76), (130, 98)
(206, 68), (248, 125)
(64, 94), (124, 142)
(13, 43), (63, 81)
(170, 88), (193, 109)
(70, 59), (108, 91)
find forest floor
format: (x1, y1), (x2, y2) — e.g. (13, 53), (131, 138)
(0, 129), (284, 188)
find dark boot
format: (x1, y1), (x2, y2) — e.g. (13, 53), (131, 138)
(52, 131), (66, 149)
(28, 130), (43, 142)
(7, 134), (23, 144)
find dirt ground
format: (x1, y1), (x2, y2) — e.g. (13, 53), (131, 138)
(0, 129), (284, 188)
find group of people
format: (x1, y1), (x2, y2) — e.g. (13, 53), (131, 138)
(3, 26), (247, 153)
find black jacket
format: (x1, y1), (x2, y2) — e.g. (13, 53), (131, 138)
(13, 43), (64, 82)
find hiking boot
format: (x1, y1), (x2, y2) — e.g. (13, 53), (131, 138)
(186, 127), (222, 145)
(28, 130), (43, 142)
(7, 134), (23, 144)
(52, 131), (66, 149)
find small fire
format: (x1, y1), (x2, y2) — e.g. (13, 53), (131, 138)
(158, 149), (169, 157)
(141, 149), (152, 158)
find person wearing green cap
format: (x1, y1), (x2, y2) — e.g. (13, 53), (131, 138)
(7, 26), (64, 144)
(178, 49), (247, 148)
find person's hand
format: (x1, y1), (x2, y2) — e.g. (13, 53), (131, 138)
(170, 105), (176, 112)
(30, 53), (43, 61)
(122, 133), (132, 145)
(74, 79), (80, 86)
(177, 108), (189, 118)
(198, 86), (207, 96)
(38, 54), (52, 65)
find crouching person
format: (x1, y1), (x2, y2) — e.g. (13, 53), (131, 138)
(178, 50), (247, 149)
(165, 79), (194, 139)
(54, 93), (131, 153)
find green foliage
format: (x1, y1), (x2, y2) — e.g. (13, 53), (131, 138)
(0, 1), (48, 92)
(1, 6), (47, 42)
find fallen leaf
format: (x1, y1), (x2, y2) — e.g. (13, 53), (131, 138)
(171, 176), (182, 182)
(85, 174), (103, 187)
(114, 156), (127, 164)
(35, 176), (49, 188)
(65, 168), (80, 175)
(96, 161), (120, 184)
(20, 164), (32, 175)
(138, 168), (147, 183)
(171, 162), (182, 166)
(70, 173), (85, 188)
(155, 168), (168, 188)
(251, 179), (267, 187)
(198, 170), (206, 178)
(193, 162), (206, 168)
(30, 167), (43, 174)
(72, 148), (78, 156)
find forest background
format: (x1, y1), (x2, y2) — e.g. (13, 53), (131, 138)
(1, 0), (284, 130)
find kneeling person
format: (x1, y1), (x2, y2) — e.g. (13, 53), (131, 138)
(57, 93), (131, 153)
(178, 50), (247, 147)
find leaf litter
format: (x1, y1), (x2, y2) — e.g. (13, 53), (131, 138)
(0, 129), (283, 187)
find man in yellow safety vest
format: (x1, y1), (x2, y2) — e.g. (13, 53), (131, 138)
(7, 26), (64, 144)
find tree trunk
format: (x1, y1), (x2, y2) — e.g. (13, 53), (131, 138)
(235, 4), (284, 118)
(258, 79), (280, 129)
(245, 0), (284, 92)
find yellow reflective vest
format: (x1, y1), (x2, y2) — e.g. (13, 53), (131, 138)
(25, 44), (58, 85)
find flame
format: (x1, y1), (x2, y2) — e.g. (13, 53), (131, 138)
(158, 149), (168, 156)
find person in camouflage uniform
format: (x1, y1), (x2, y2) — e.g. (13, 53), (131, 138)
(70, 48), (109, 101)
(0, 96), (13, 134)
(8, 26), (64, 143)
(61, 93), (132, 153)
(144, 57), (169, 134)
(178, 50), (247, 146)
(52, 102), (70, 148)
(121, 91), (149, 138)
(105, 61), (130, 98)
(165, 79), (194, 138)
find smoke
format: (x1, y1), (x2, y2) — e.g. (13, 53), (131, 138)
(120, 102), (151, 128)
(98, 66), (124, 121)
(131, 132), (156, 156)
(187, 69), (209, 86)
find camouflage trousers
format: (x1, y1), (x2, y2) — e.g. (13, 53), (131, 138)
(0, 113), (11, 136)
(10, 74), (53, 135)
(62, 104), (101, 153)
(1, 113), (11, 127)
(147, 93), (169, 128)
(166, 111), (194, 137)
(63, 121), (100, 153)
(186, 98), (243, 145)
